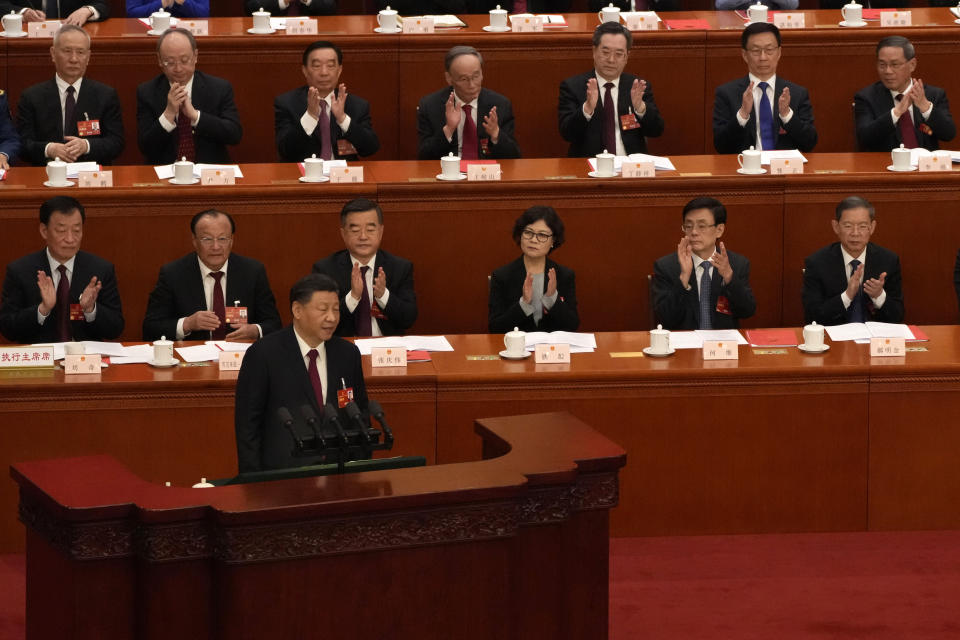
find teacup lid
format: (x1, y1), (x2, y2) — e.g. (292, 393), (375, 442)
(597, 149), (613, 157)
(305, 153), (321, 162)
(175, 156), (191, 164)
(49, 156), (65, 165)
(381, 5), (395, 11)
(506, 326), (525, 337)
(651, 323), (668, 333)
(803, 321), (821, 329)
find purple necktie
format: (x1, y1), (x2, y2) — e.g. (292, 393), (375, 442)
(317, 100), (333, 160)
(602, 82), (616, 155)
(210, 271), (226, 340)
(56, 264), (71, 341)
(307, 349), (324, 407)
(895, 94), (919, 149)
(355, 265), (372, 337)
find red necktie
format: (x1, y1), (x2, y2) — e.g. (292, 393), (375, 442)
(602, 82), (616, 155)
(461, 104), (479, 160)
(316, 100), (333, 160)
(63, 86), (77, 138)
(287, 0), (301, 15)
(210, 271), (226, 340)
(355, 265), (372, 337)
(307, 349), (324, 407)
(895, 94), (919, 149)
(512, 0), (526, 11)
(176, 103), (196, 162)
(56, 264), (71, 342)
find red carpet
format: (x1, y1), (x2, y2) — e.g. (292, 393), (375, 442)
(4, 531), (960, 638)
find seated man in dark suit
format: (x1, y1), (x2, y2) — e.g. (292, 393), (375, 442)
(126, 0), (210, 17)
(0, 196), (123, 344)
(855, 36), (955, 152)
(312, 198), (417, 337)
(136, 28), (242, 165)
(0, 0), (109, 24)
(16, 25), (124, 166)
(274, 41), (379, 163)
(417, 46), (520, 160)
(245, 0), (336, 16)
(802, 196), (904, 326)
(713, 23), (817, 154)
(653, 197), (756, 330)
(558, 22), (664, 158)
(142, 209), (282, 341)
(235, 273), (368, 473)
(0, 89), (19, 171)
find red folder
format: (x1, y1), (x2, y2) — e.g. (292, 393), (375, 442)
(663, 19), (710, 30)
(745, 328), (799, 347)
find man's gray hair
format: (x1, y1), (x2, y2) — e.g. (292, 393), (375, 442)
(445, 46), (483, 71)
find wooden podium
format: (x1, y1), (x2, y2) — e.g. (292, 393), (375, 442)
(11, 412), (626, 640)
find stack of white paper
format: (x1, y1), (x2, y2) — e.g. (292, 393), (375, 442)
(205, 341), (253, 352)
(66, 162), (100, 178)
(154, 164), (246, 180)
(825, 322), (916, 343)
(353, 335), (454, 356)
(524, 331), (597, 353)
(587, 154), (676, 173)
(110, 344), (154, 365)
(667, 330), (747, 349)
(760, 150), (807, 165)
(175, 344), (221, 362)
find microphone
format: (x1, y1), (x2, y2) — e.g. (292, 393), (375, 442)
(368, 400), (393, 445)
(300, 404), (327, 449)
(277, 407), (303, 451)
(344, 401), (372, 444)
(323, 403), (349, 446)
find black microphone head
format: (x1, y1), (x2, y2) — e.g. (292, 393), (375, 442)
(323, 404), (339, 421)
(300, 404), (318, 422)
(368, 400), (384, 419)
(344, 401), (361, 419)
(277, 407), (294, 424)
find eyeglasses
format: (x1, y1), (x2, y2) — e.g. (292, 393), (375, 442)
(681, 223), (716, 234)
(197, 236), (232, 246)
(839, 223), (871, 233)
(522, 229), (553, 243)
(597, 47), (627, 61)
(160, 55), (196, 69)
(453, 72), (482, 85)
(876, 61), (907, 71)
(745, 46), (779, 57)
(345, 225), (380, 236)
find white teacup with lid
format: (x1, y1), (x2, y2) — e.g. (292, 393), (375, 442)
(440, 152), (460, 179)
(174, 156), (194, 183)
(595, 149), (615, 176)
(150, 9), (171, 32)
(747, 2), (768, 23)
(2, 11), (24, 36)
(46, 157), (68, 185)
(802, 321), (825, 350)
(303, 153), (324, 180)
(841, 1), (863, 24)
(377, 6), (399, 32)
(489, 5), (508, 29)
(252, 7), (271, 32)
(891, 144), (911, 171)
(504, 327), (526, 357)
(598, 3), (621, 23)
(738, 146), (762, 173)
(649, 324), (670, 354)
(153, 336), (175, 364)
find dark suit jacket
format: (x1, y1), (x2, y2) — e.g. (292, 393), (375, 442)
(142, 252), (281, 341)
(126, 0), (209, 17)
(854, 81), (956, 152)
(558, 70), (664, 157)
(489, 256), (579, 333)
(15, 78), (124, 166)
(802, 242), (904, 325)
(713, 76), (818, 154)
(274, 86), (379, 162)
(312, 249), (417, 337)
(235, 327), (367, 473)
(0, 91), (19, 164)
(136, 70), (242, 165)
(0, 0), (109, 18)
(652, 250), (756, 330)
(0, 249), (124, 344)
(244, 0), (336, 15)
(416, 87), (521, 160)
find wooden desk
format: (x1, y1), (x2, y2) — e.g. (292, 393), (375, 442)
(2, 155), (959, 340)
(4, 11), (960, 163)
(11, 412), (625, 640)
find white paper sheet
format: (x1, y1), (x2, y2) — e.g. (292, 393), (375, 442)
(694, 329), (748, 345)
(137, 17), (180, 28)
(353, 335), (453, 356)
(110, 344), (154, 365)
(205, 340), (253, 352)
(80, 341), (129, 357)
(66, 162), (100, 179)
(621, 11), (662, 21)
(154, 164), (245, 180)
(587, 154), (676, 173)
(174, 344), (221, 362)
(270, 17), (287, 29)
(760, 150), (807, 166)
(825, 323), (872, 341)
(523, 331), (597, 350)
(667, 332), (703, 349)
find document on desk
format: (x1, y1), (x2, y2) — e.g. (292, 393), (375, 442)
(175, 344), (221, 362)
(66, 162), (100, 179)
(587, 154), (676, 173)
(524, 331), (597, 352)
(205, 340), (253, 352)
(80, 341), (129, 357)
(668, 332), (703, 349)
(695, 329), (748, 345)
(154, 164), (245, 180)
(760, 150), (807, 165)
(852, 322), (916, 344)
(825, 323), (872, 341)
(354, 335), (454, 355)
(110, 344), (154, 365)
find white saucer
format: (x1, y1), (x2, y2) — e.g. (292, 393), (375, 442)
(839, 20), (867, 27)
(736, 168), (767, 175)
(797, 343), (830, 354)
(169, 177), (200, 185)
(146, 29), (169, 36)
(499, 349), (531, 360)
(43, 180), (75, 188)
(373, 27), (400, 33)
(482, 25), (511, 32)
(886, 165), (916, 172)
(587, 170), (617, 178)
(643, 346), (675, 357)
(436, 173), (467, 181)
(247, 27), (275, 34)
(299, 175), (330, 183)
(148, 359), (179, 368)
(1, 31), (28, 38)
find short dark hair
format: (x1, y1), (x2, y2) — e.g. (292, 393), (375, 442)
(741, 22), (781, 49)
(340, 198), (383, 226)
(512, 206), (566, 253)
(592, 22), (632, 50)
(40, 196), (85, 225)
(290, 273), (339, 305)
(876, 35), (915, 61)
(444, 45), (482, 71)
(682, 197), (727, 226)
(190, 209), (236, 234)
(157, 27), (197, 55)
(835, 196), (875, 221)
(302, 40), (343, 66)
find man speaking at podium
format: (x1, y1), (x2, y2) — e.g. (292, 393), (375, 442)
(235, 273), (368, 473)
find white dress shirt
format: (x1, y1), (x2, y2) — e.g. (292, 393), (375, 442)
(294, 328), (327, 405)
(888, 80), (933, 127)
(735, 74), (794, 151)
(37, 248), (96, 325)
(583, 72), (627, 156)
(345, 254), (390, 337)
(46, 75), (90, 159)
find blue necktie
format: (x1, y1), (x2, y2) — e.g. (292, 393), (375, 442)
(848, 259), (865, 322)
(699, 262), (712, 330)
(757, 81), (775, 151)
